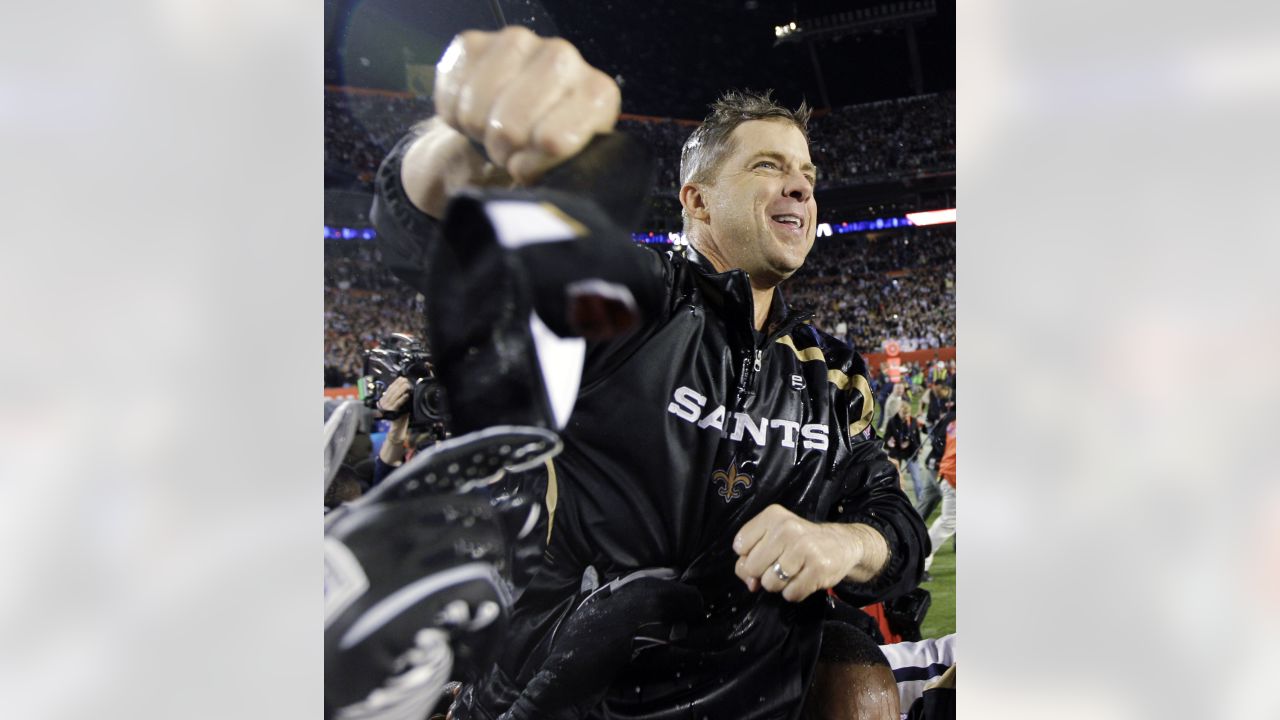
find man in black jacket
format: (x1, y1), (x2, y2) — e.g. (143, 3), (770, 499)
(373, 27), (928, 720)
(884, 402), (933, 512)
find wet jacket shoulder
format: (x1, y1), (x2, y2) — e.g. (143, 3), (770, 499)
(798, 325), (929, 606)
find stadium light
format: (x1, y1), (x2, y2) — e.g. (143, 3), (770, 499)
(773, 2), (936, 45)
(904, 208), (957, 226)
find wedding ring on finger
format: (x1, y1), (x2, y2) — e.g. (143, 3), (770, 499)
(771, 562), (790, 583)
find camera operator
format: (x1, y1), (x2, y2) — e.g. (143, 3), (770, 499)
(371, 375), (415, 487)
(361, 333), (451, 488)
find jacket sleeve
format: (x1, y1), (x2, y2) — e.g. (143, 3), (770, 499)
(905, 419), (922, 457)
(371, 129), (672, 340)
(370, 128), (443, 297)
(822, 343), (930, 606)
(927, 409), (955, 466)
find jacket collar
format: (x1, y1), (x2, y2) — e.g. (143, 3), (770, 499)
(683, 246), (798, 337)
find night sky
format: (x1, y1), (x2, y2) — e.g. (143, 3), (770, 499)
(326, 0), (955, 118)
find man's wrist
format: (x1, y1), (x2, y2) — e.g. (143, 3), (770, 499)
(399, 117), (512, 219)
(828, 522), (890, 583)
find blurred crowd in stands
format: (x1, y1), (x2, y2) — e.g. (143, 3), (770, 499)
(325, 226), (955, 386)
(786, 227), (955, 353)
(808, 94), (955, 184)
(325, 89), (954, 196)
(325, 91), (436, 188)
(324, 241), (424, 386)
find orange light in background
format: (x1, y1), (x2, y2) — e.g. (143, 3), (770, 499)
(905, 208), (957, 226)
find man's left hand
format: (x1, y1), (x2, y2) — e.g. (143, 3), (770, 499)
(732, 504), (849, 599)
(732, 504), (886, 603)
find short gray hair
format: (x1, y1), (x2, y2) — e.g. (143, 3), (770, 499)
(679, 90), (811, 235)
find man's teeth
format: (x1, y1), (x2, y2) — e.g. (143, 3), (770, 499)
(772, 215), (802, 227)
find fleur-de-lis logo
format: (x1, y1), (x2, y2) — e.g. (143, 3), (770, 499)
(712, 463), (753, 503)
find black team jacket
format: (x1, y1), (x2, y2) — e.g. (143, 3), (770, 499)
(372, 147), (927, 720)
(470, 245), (926, 719)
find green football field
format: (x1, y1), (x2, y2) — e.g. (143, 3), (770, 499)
(918, 504), (955, 639)
(872, 398), (954, 639)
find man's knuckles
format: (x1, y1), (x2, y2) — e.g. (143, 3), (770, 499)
(453, 30), (489, 53)
(583, 69), (622, 112)
(769, 517), (807, 545)
(482, 120), (524, 166)
(444, 28), (539, 134)
(539, 36), (583, 70)
(532, 124), (584, 160)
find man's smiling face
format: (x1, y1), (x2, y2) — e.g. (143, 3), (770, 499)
(699, 119), (818, 287)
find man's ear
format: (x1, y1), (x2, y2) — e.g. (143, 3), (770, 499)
(679, 183), (710, 223)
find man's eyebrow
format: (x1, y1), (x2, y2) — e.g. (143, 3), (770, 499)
(749, 151), (818, 177)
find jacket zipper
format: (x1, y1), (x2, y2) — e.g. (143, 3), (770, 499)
(735, 353), (756, 409)
(734, 311), (812, 408)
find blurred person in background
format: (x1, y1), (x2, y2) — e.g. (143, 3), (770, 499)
(909, 363), (925, 390)
(374, 26), (927, 720)
(921, 411), (956, 579)
(928, 357), (948, 385)
(880, 382), (907, 434)
(885, 402), (936, 518)
(914, 393), (953, 523)
(918, 383), (953, 432)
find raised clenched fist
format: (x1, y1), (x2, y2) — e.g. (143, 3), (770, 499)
(401, 27), (622, 218)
